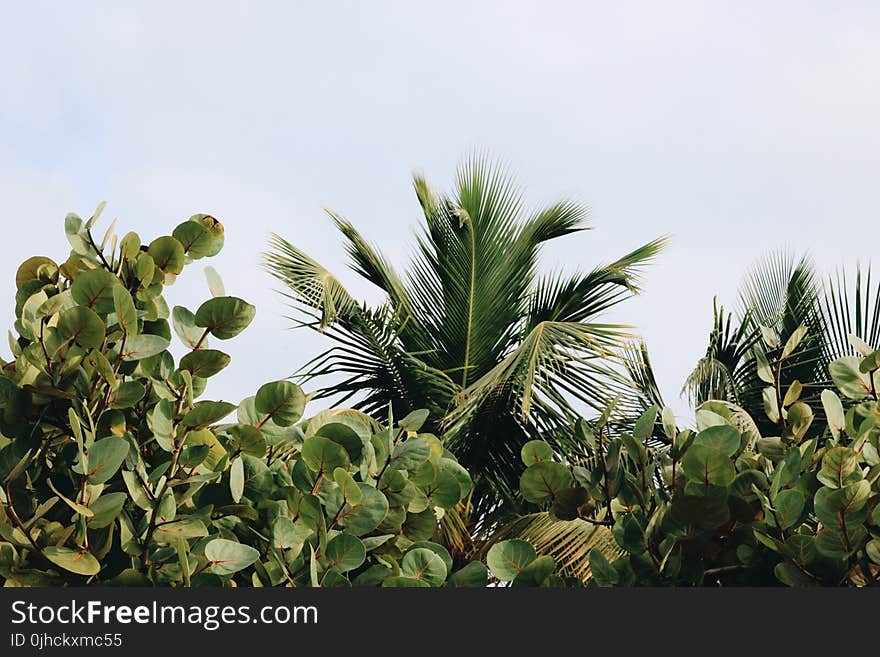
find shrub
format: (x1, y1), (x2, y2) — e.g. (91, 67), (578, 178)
(520, 326), (880, 586)
(0, 206), (483, 587)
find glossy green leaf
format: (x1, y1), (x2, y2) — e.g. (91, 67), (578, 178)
(148, 236), (185, 274)
(205, 539), (260, 576)
(181, 401), (236, 429)
(817, 447), (861, 489)
(58, 306), (106, 348)
(521, 440), (554, 466)
(774, 489), (805, 530)
(486, 539), (536, 581)
(86, 436), (130, 484)
(179, 349), (230, 378)
(44, 547), (100, 576)
(400, 547), (447, 586)
(71, 269), (117, 314)
(172, 306), (205, 349)
(108, 381), (146, 409)
(194, 296), (255, 340)
(337, 484), (389, 536)
(255, 381), (306, 427)
(120, 334), (169, 361)
(172, 221), (214, 259)
(324, 534), (366, 574)
(512, 555), (556, 587)
(301, 435), (350, 475)
(519, 461), (573, 503)
(681, 445), (735, 487)
(830, 356), (874, 400)
(448, 562), (489, 588)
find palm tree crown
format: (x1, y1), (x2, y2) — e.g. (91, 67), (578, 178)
(265, 157), (666, 519)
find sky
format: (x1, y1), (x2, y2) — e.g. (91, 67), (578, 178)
(1, 1), (879, 423)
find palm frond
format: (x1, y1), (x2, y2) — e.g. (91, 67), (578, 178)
(265, 233), (359, 327)
(822, 265), (880, 357)
(526, 237), (668, 330)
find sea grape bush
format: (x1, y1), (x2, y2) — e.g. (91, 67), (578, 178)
(0, 206), (486, 587)
(520, 325), (880, 586)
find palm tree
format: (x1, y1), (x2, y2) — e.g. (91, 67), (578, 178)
(684, 251), (880, 429)
(264, 157), (666, 522)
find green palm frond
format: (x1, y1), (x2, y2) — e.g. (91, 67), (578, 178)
(265, 233), (360, 327)
(822, 265), (880, 357)
(683, 299), (760, 406)
(622, 340), (666, 412)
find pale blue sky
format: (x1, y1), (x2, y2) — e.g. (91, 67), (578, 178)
(2, 1), (879, 421)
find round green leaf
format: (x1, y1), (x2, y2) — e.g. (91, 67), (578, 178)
(172, 306), (205, 349)
(817, 447), (861, 488)
(693, 424), (741, 457)
(324, 533), (366, 573)
(438, 457), (472, 498)
(108, 381), (146, 409)
(401, 547), (447, 586)
(486, 539), (536, 581)
(179, 349), (230, 378)
(613, 513), (647, 554)
(512, 555), (556, 587)
(188, 214), (225, 257)
(588, 548), (619, 587)
(830, 356), (874, 400)
(521, 440), (554, 466)
(44, 546), (100, 576)
(774, 562), (814, 587)
(821, 389), (845, 439)
(172, 221), (214, 259)
(154, 518), (209, 542)
(71, 269), (117, 314)
(204, 538), (260, 576)
(181, 401), (236, 429)
(226, 424), (268, 457)
(336, 484), (389, 536)
(16, 256), (59, 288)
(423, 471), (461, 509)
(148, 236), (185, 274)
(333, 467), (363, 505)
(58, 306), (106, 348)
(315, 423), (363, 463)
(402, 508), (437, 541)
(86, 436), (130, 484)
(399, 409), (429, 432)
(814, 480), (871, 528)
(302, 435), (350, 475)
(407, 541), (453, 574)
(120, 334), (170, 361)
(519, 461), (573, 503)
(389, 437), (430, 472)
(773, 489), (805, 530)
(255, 380), (306, 427)
(194, 296), (255, 340)
(447, 562), (489, 588)
(87, 492), (127, 529)
(681, 444), (736, 487)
